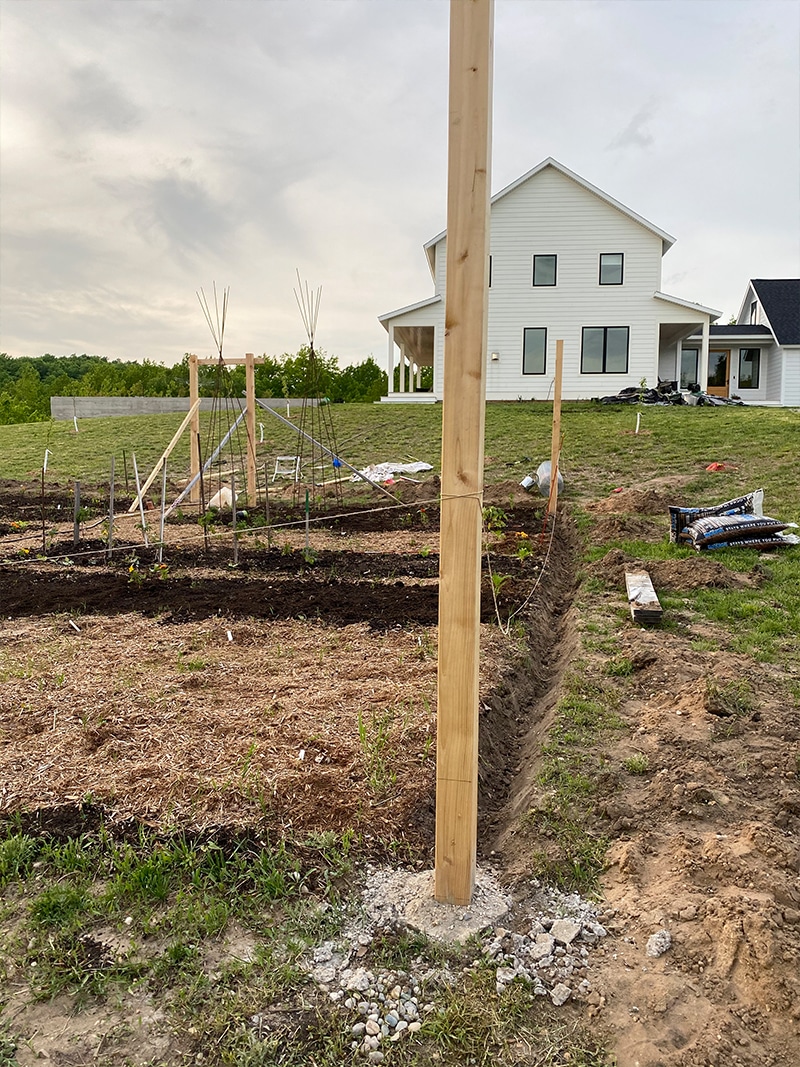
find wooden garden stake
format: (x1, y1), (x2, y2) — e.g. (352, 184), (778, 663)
(158, 461), (168, 564)
(245, 352), (257, 505)
(107, 456), (115, 559)
(197, 433), (209, 554)
(131, 453), (149, 547)
(189, 353), (200, 505)
(231, 470), (239, 567)
(73, 481), (81, 547)
(122, 449), (130, 493)
(435, 0), (494, 907)
(264, 462), (272, 547)
(546, 339), (564, 519)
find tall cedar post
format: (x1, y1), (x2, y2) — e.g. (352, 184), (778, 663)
(245, 352), (257, 505)
(435, 0), (494, 907)
(546, 339), (564, 518)
(189, 353), (200, 505)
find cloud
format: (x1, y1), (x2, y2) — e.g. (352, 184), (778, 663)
(606, 100), (658, 151)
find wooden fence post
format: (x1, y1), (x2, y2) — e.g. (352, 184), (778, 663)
(435, 0), (494, 907)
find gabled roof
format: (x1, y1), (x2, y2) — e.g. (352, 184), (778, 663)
(423, 157), (677, 274)
(751, 279), (800, 345)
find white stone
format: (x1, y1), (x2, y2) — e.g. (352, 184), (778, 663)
(550, 983), (572, 1007)
(646, 929), (672, 958)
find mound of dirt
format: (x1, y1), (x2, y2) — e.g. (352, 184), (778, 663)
(589, 514), (665, 545)
(587, 488), (681, 516)
(587, 548), (761, 592)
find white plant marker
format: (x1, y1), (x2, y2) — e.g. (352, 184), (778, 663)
(635, 412), (642, 435)
(43, 449), (52, 473)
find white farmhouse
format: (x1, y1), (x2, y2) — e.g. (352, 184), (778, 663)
(379, 157), (724, 402)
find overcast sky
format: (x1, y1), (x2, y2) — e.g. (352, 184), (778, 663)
(1, 0), (798, 369)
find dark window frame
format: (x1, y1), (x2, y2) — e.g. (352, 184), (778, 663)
(532, 254), (557, 287)
(738, 348), (761, 389)
(488, 254), (492, 289)
(580, 326), (630, 374)
(599, 253), (624, 285)
(522, 327), (547, 375)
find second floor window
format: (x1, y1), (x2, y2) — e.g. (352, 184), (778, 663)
(533, 254), (557, 287)
(599, 253), (624, 285)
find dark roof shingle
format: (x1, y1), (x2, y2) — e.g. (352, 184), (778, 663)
(751, 279), (800, 345)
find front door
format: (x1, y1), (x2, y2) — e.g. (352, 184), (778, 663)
(707, 350), (730, 396)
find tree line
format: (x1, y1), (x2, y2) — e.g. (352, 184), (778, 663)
(0, 349), (392, 425)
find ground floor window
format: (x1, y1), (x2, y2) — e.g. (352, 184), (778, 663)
(680, 348), (699, 389)
(523, 327), (547, 374)
(739, 348), (761, 389)
(581, 326), (629, 373)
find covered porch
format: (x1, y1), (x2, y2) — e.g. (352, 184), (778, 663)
(655, 292), (719, 391)
(378, 297), (440, 403)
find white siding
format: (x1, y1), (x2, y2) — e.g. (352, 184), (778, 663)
(782, 347), (800, 406)
(765, 342), (784, 402)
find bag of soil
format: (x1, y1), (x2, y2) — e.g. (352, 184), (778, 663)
(684, 513), (789, 548)
(669, 489), (764, 543)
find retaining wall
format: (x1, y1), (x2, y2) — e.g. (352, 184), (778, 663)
(50, 397), (313, 419)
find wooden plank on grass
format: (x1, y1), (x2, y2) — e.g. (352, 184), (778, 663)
(625, 571), (663, 623)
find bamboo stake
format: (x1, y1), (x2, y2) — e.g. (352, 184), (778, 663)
(546, 339), (564, 519)
(127, 399), (202, 513)
(435, 0), (494, 907)
(122, 449), (130, 493)
(131, 454), (149, 547)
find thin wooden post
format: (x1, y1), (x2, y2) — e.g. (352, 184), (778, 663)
(231, 469), (239, 567)
(122, 449), (130, 493)
(158, 461), (168, 564)
(107, 456), (115, 559)
(264, 462), (272, 548)
(197, 433), (209, 554)
(189, 354), (200, 505)
(435, 0), (494, 907)
(546, 339), (564, 519)
(131, 453), (149, 547)
(245, 352), (257, 505)
(73, 481), (81, 547)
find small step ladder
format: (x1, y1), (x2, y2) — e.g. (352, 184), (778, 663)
(272, 455), (301, 482)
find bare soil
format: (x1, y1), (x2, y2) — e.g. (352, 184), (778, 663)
(2, 478), (799, 1066)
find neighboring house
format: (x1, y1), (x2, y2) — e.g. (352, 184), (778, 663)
(379, 157), (725, 402)
(678, 280), (800, 406)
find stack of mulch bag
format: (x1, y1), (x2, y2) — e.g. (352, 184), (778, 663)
(669, 489), (799, 551)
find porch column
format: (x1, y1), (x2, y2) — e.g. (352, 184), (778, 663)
(417, 365), (423, 390)
(399, 346), (406, 394)
(387, 326), (395, 396)
(675, 340), (682, 385)
(699, 319), (710, 392)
